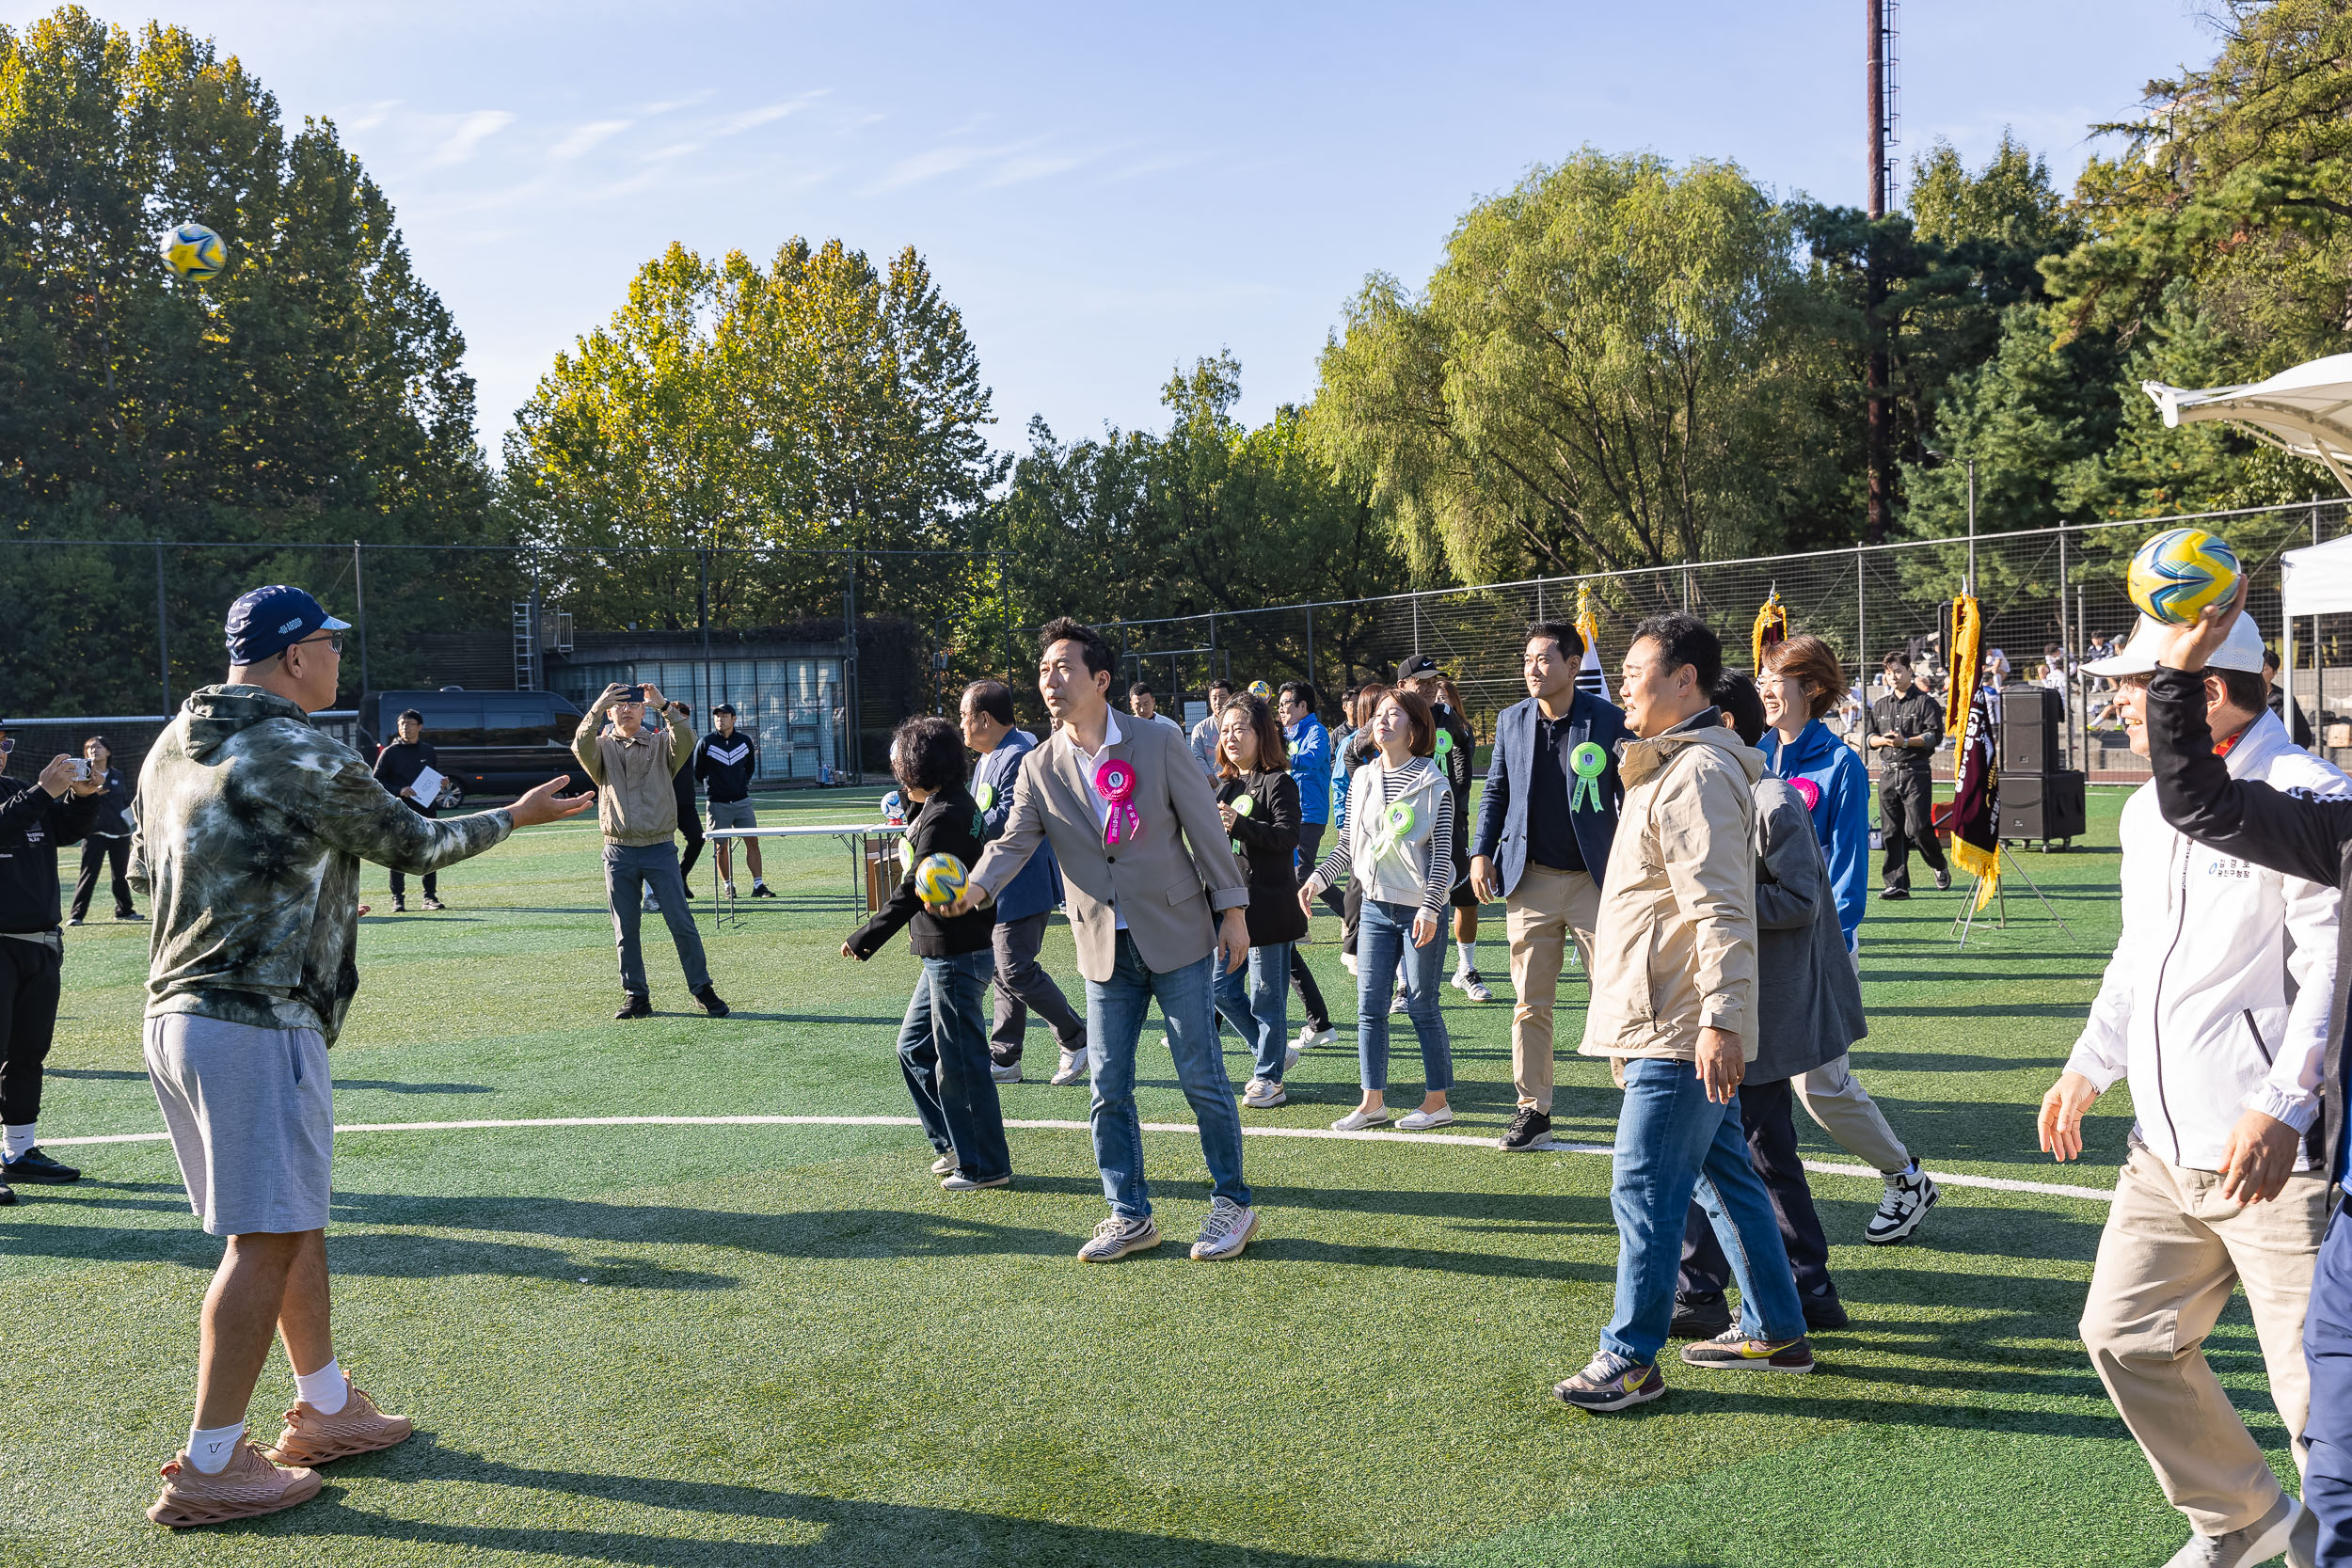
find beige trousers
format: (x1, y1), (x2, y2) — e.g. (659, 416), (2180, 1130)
(2081, 1138), (2327, 1535)
(1504, 866), (1599, 1114)
(1794, 1054), (1911, 1174)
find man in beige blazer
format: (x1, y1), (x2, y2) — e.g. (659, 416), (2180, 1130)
(957, 618), (1260, 1262)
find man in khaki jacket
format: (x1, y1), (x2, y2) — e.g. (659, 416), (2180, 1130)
(573, 682), (728, 1020)
(1553, 613), (1814, 1414)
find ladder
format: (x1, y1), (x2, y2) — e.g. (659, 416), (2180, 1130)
(512, 601), (538, 690)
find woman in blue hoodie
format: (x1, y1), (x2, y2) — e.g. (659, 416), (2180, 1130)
(1756, 636), (1870, 951)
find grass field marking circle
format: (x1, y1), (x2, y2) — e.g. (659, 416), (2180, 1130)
(41, 1114), (2118, 1205)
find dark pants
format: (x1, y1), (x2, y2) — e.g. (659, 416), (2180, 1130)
(898, 949), (1010, 1181)
(1677, 1077), (1836, 1304)
(389, 800), (437, 899)
(0, 938), (62, 1126)
(1290, 819), (1334, 1031)
(2305, 1203), (2352, 1564)
(1878, 768), (1947, 891)
(676, 806), (705, 884)
(989, 911), (1086, 1065)
(71, 834), (135, 920)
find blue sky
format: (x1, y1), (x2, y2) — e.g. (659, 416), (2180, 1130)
(14, 1), (2220, 456)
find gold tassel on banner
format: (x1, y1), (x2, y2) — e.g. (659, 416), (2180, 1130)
(1574, 582), (1601, 656)
(1752, 587), (1788, 673)
(1941, 593), (1983, 738)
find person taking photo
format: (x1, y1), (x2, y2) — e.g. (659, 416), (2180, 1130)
(0, 719), (104, 1203)
(68, 734), (139, 926)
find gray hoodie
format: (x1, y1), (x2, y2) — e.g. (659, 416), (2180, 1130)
(1748, 776), (1866, 1083)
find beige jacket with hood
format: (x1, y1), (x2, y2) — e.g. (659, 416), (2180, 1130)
(1579, 716), (1764, 1063)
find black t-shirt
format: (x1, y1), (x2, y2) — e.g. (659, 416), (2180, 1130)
(1526, 709), (1586, 874)
(371, 739), (439, 797)
(1869, 689), (1943, 773)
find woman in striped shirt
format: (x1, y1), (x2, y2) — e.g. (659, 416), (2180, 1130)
(1299, 689), (1456, 1131)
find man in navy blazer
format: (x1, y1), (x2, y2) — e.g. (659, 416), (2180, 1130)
(1470, 622), (1629, 1152)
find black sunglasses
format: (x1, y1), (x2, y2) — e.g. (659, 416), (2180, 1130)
(0, 736), (11, 754)
(293, 630), (345, 655)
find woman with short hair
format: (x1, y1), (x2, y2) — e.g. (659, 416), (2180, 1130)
(1212, 695), (1306, 1108)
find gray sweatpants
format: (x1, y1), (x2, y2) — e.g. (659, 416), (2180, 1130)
(989, 911), (1085, 1063)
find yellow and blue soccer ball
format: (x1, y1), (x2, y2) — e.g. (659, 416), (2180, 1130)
(2129, 528), (2241, 626)
(914, 852), (968, 908)
(1248, 680), (1272, 700)
(158, 222), (228, 282)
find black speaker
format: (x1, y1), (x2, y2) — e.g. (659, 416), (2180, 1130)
(2001, 685), (2063, 773)
(1999, 769), (2086, 843)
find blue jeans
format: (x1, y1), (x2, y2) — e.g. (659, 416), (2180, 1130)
(2304, 1203), (2352, 1564)
(1602, 1056), (1805, 1367)
(1355, 898), (1452, 1096)
(1083, 930), (1250, 1220)
(603, 843), (710, 995)
(1214, 941), (1293, 1084)
(897, 949), (1009, 1182)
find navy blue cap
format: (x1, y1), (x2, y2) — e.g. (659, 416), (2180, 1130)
(224, 585), (351, 666)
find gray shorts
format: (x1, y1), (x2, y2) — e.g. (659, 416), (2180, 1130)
(144, 1013), (333, 1236)
(707, 799), (758, 832)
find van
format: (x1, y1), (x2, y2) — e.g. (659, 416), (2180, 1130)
(357, 689), (589, 804)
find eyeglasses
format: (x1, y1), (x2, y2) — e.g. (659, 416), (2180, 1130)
(0, 737), (11, 754)
(294, 631), (345, 655)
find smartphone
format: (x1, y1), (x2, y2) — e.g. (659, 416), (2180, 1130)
(621, 685), (645, 704)
(68, 758), (90, 783)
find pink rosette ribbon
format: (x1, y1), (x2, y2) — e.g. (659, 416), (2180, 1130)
(1790, 777), (1822, 812)
(1094, 758), (1141, 848)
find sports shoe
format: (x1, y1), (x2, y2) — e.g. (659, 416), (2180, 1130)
(1295, 1022), (1336, 1050)
(1803, 1284), (1851, 1332)
(723, 879), (739, 899)
(421, 895), (446, 911)
(2, 1148), (79, 1183)
(1396, 1106), (1454, 1131)
(65, 916), (82, 927)
(1866, 1161), (1938, 1245)
(930, 1153), (956, 1176)
(1453, 969), (1493, 1003)
(1389, 989), (1408, 1015)
(1934, 867), (1953, 892)
(750, 880), (777, 898)
(1678, 1329), (1816, 1372)
(1283, 1042), (1301, 1071)
(117, 909), (146, 921)
(1050, 1047), (1089, 1086)
(941, 1171), (1011, 1191)
(1670, 1293), (1734, 1338)
(682, 883), (696, 900)
(991, 1061), (1022, 1085)
(1341, 952), (1358, 976)
(1243, 1077), (1288, 1108)
(1190, 1195), (1259, 1259)
(390, 895), (407, 913)
(1330, 1106), (1391, 1131)
(147, 1440), (321, 1527)
(0, 1177), (14, 1206)
(1553, 1352), (1665, 1413)
(694, 984), (731, 1019)
(1498, 1107), (1556, 1152)
(1077, 1213), (1160, 1262)
(2161, 1493), (2303, 1568)
(614, 992), (651, 1020)
(262, 1378), (414, 1465)
(1877, 886), (1909, 901)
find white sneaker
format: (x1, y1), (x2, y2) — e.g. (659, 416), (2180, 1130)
(1330, 1106), (1391, 1131)
(1295, 1024), (1336, 1050)
(1389, 990), (1408, 1015)
(1867, 1161), (1939, 1245)
(1453, 970), (1494, 1003)
(1284, 1042), (1301, 1071)
(991, 1061), (1022, 1085)
(1342, 952), (1358, 976)
(930, 1153), (956, 1176)
(1051, 1047), (1089, 1086)
(641, 892), (660, 912)
(1243, 1077), (1288, 1108)
(1189, 1195), (1259, 1260)
(1396, 1107), (1455, 1131)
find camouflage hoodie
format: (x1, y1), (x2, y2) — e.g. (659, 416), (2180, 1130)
(131, 686), (515, 1043)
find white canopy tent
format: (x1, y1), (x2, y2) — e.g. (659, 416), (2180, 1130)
(2144, 356), (2352, 740)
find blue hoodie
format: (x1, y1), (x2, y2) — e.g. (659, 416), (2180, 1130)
(1759, 720), (1870, 944)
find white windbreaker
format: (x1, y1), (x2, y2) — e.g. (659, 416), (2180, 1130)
(2067, 707), (2349, 1171)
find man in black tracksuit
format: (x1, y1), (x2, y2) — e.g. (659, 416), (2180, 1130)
(0, 720), (103, 1202)
(371, 709), (445, 911)
(2144, 590), (2352, 1564)
(1867, 651), (1950, 899)
(693, 705), (771, 897)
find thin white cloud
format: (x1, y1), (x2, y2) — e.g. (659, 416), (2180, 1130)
(548, 119), (632, 162)
(342, 99), (399, 134)
(982, 153), (1086, 188)
(720, 92), (827, 135)
(635, 89), (717, 117)
(874, 143), (995, 190)
(643, 141), (706, 163)
(430, 110), (516, 166)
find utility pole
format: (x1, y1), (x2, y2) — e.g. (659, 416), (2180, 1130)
(1865, 0), (1899, 545)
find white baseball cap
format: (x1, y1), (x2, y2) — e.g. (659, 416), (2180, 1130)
(2082, 611), (2266, 677)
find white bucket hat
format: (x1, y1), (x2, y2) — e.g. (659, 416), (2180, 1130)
(2082, 611), (2266, 677)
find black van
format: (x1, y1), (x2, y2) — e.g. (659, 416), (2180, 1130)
(357, 689), (589, 804)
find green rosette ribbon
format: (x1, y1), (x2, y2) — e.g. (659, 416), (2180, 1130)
(1370, 800), (1416, 857)
(1570, 741), (1608, 812)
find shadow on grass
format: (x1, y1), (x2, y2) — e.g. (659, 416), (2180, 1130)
(333, 1080), (496, 1095)
(218, 1436), (1407, 1565)
(45, 1067), (150, 1081)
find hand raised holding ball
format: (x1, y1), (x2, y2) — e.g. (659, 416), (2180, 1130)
(2151, 571), (2251, 673)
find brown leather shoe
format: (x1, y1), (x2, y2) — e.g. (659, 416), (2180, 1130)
(147, 1441), (321, 1528)
(262, 1379), (415, 1465)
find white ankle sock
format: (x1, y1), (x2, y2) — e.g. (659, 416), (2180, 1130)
(2, 1123), (33, 1161)
(187, 1420), (245, 1473)
(294, 1356), (348, 1414)
(1454, 941), (1475, 974)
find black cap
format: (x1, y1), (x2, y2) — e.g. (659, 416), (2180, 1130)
(1399, 654), (1445, 681)
(713, 703), (737, 717)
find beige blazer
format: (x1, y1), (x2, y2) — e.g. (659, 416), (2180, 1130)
(969, 710), (1248, 983)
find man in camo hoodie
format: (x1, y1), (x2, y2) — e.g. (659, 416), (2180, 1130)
(132, 586), (591, 1529)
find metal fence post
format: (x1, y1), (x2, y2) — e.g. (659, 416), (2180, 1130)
(1304, 606), (1315, 696)
(351, 541), (370, 699)
(154, 539), (170, 714)
(844, 563), (862, 784)
(1852, 545), (1867, 766)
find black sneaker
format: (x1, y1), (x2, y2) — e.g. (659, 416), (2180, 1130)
(0, 1177), (13, 1207)
(614, 992), (652, 1020)
(1679, 1330), (1816, 1372)
(694, 984), (731, 1018)
(1670, 1292), (1734, 1338)
(1553, 1353), (1666, 1413)
(1499, 1108), (1555, 1152)
(66, 916), (84, 927)
(2, 1147), (81, 1184)
(1803, 1285), (1851, 1332)
(421, 895), (446, 911)
(682, 884), (697, 901)
(116, 909), (144, 921)
(749, 882), (777, 898)
(1933, 867), (1952, 892)
(1877, 887), (1909, 901)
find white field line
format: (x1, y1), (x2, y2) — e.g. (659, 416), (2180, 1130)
(43, 1113), (2117, 1204)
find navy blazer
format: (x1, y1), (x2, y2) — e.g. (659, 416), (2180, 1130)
(973, 727), (1062, 923)
(1470, 691), (1629, 897)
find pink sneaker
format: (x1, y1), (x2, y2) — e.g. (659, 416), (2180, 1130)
(262, 1378), (415, 1465)
(147, 1441), (321, 1528)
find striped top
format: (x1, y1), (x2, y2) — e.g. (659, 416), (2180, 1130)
(1311, 754), (1455, 919)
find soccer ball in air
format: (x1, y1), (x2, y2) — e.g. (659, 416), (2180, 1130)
(158, 223), (228, 282)
(1248, 680), (1273, 701)
(914, 852), (968, 908)
(2128, 528), (2241, 626)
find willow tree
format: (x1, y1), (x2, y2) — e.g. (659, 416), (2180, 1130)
(1311, 150), (1838, 587)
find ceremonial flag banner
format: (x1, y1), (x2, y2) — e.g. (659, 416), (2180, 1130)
(1752, 588), (1788, 673)
(1941, 593), (1984, 737)
(1945, 687), (2001, 910)
(1574, 586), (1611, 702)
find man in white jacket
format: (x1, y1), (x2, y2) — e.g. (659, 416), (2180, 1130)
(2042, 611), (2343, 1568)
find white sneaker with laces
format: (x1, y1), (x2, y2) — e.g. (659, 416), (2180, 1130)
(1295, 1024), (1336, 1050)
(1051, 1047), (1089, 1085)
(1453, 970), (1494, 1003)
(1866, 1160), (1939, 1245)
(990, 1061), (1022, 1085)
(1243, 1077), (1288, 1108)
(1077, 1212), (1160, 1262)
(1190, 1195), (1259, 1260)
(930, 1152), (956, 1175)
(1330, 1106), (1391, 1131)
(1396, 1107), (1454, 1131)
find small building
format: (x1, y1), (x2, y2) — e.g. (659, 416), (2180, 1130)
(548, 630), (851, 787)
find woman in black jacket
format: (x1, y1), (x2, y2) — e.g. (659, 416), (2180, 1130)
(68, 736), (139, 924)
(843, 716), (1009, 1190)
(1213, 695), (1308, 1109)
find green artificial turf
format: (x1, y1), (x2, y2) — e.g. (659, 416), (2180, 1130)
(0, 784), (2292, 1566)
